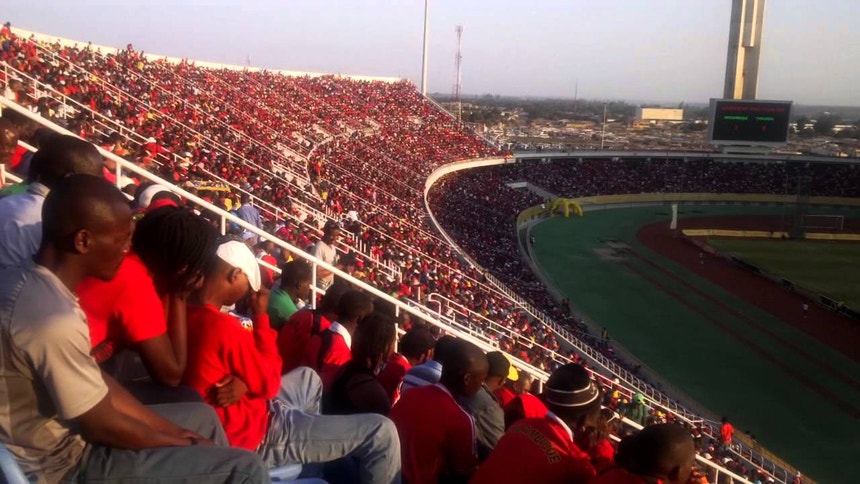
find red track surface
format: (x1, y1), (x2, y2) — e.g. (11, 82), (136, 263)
(637, 215), (860, 363)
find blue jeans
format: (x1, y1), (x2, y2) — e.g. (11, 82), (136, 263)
(257, 367), (401, 484)
(73, 402), (269, 483)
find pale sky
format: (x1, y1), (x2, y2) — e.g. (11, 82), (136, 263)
(4, 0), (859, 105)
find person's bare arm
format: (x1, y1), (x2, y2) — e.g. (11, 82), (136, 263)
(316, 266), (334, 279)
(77, 373), (209, 449)
(135, 293), (189, 386)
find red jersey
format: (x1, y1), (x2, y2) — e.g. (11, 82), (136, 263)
(258, 253), (278, 289)
(302, 323), (351, 391)
(377, 353), (411, 404)
(9, 146), (26, 171)
(493, 386), (516, 409)
(504, 391), (549, 428)
(183, 305), (281, 451)
(389, 384), (477, 483)
(591, 438), (616, 473)
(471, 413), (596, 484)
(720, 422), (734, 443)
(77, 253), (166, 363)
(277, 308), (331, 374)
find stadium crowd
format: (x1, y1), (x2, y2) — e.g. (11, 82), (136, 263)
(0, 25), (819, 482)
(1, 31), (586, 379)
(0, 139), (759, 483)
(498, 158), (860, 199)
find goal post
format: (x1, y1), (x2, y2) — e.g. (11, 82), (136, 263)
(802, 214), (844, 231)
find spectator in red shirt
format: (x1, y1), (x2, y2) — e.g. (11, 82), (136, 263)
(471, 363), (603, 484)
(378, 325), (436, 404)
(499, 370), (548, 429)
(720, 416), (734, 454)
(325, 312), (397, 416)
(389, 339), (488, 483)
(592, 424), (698, 484)
(184, 240), (401, 481)
(276, 282), (348, 374)
(303, 289), (374, 391)
(77, 206), (218, 404)
(254, 239), (279, 289)
(0, 109), (36, 174)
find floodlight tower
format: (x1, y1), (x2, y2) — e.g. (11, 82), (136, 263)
(723, 0), (766, 100)
(452, 25), (464, 122)
(420, 0), (430, 95)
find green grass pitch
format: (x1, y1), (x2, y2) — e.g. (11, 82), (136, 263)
(706, 239), (860, 310)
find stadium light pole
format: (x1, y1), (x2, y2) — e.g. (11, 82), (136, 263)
(421, 0), (430, 96)
(601, 102), (608, 150)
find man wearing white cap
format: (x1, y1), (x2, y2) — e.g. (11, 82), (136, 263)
(184, 240), (401, 483)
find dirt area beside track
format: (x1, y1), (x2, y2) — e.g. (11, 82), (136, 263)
(637, 215), (860, 362)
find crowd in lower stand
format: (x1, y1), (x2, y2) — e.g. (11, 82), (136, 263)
(0, 24), (817, 482)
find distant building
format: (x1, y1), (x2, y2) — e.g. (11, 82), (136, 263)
(636, 107), (684, 122)
(565, 121), (595, 129)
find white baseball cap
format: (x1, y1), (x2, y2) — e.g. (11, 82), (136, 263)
(216, 240), (261, 292)
(137, 184), (169, 209)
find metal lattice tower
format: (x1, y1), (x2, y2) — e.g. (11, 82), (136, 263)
(452, 25), (463, 122)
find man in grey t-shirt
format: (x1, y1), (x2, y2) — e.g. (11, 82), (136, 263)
(312, 220), (341, 290)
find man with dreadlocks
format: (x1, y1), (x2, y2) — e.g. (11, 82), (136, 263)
(77, 205), (219, 403)
(471, 363), (605, 484)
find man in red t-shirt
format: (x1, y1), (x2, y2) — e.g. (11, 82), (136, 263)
(471, 364), (603, 484)
(719, 416), (734, 454)
(77, 206), (218, 403)
(184, 241), (400, 480)
(302, 290), (373, 391)
(277, 283), (347, 374)
(389, 339), (488, 483)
